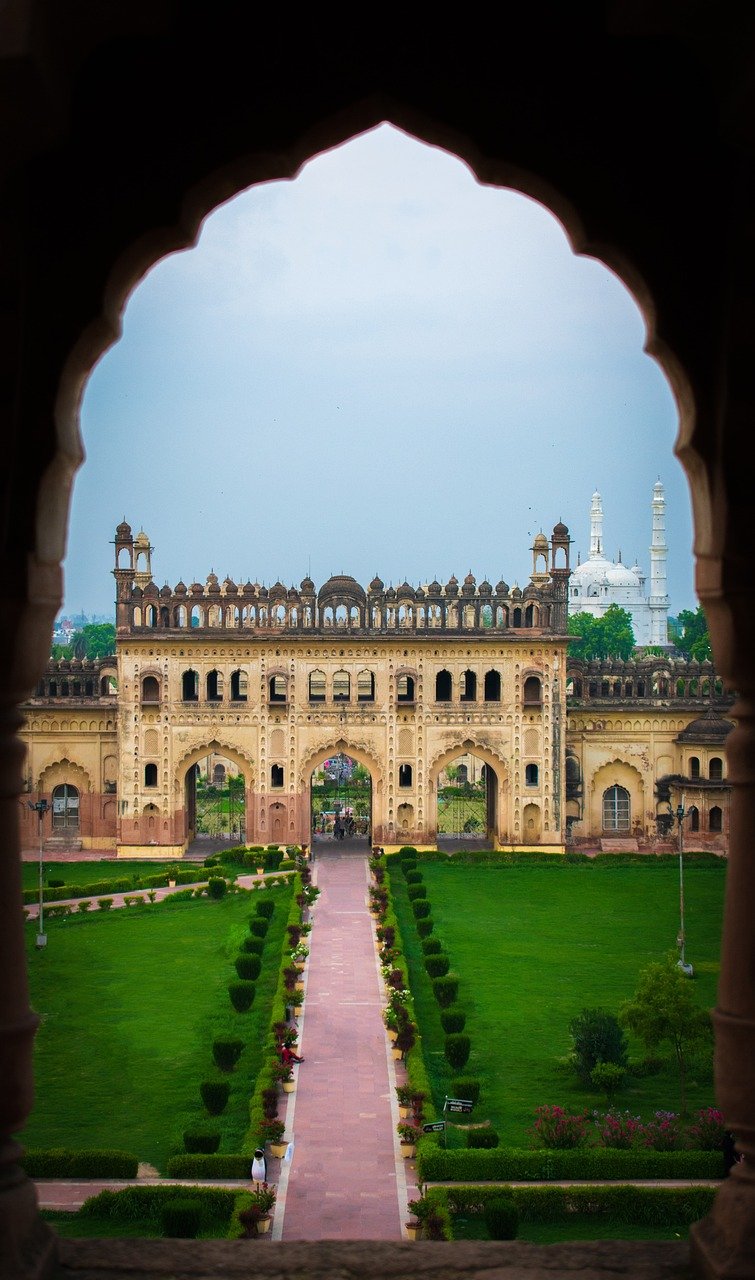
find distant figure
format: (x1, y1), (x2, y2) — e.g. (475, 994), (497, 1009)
(334, 817), (342, 840)
(251, 1147), (267, 1189)
(281, 1044), (304, 1065)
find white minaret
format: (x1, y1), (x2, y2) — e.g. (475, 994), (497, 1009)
(648, 480), (669, 646)
(589, 490), (604, 559)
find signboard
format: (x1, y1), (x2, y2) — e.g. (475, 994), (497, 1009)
(443, 1097), (474, 1114)
(423, 1121), (446, 1133)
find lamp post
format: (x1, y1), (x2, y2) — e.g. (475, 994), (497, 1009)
(28, 797), (49, 948)
(674, 797), (694, 977)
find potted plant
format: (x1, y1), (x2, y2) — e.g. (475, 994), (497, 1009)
(238, 1183), (277, 1236)
(383, 1007), (399, 1043)
(394, 1023), (416, 1061)
(406, 1197), (429, 1240)
(410, 1089), (428, 1125)
(273, 1060), (296, 1093)
(395, 1084), (412, 1120)
(288, 988), (304, 1017)
(260, 1118), (287, 1158)
(397, 1123), (419, 1158)
(291, 942), (309, 969)
(167, 862), (181, 887)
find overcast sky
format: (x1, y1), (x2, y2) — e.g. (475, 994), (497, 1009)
(68, 124), (693, 621)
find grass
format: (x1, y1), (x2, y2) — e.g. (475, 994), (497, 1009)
(21, 860), (178, 891)
(23, 885), (292, 1170)
(391, 860), (725, 1146)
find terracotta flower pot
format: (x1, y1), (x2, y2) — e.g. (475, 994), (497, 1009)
(387, 1028), (398, 1043)
(405, 1221), (419, 1240)
(398, 1104), (410, 1120)
(257, 1214), (272, 1234)
(281, 1080), (295, 1093)
(392, 1047), (403, 1060)
(269, 1141), (287, 1158)
(399, 1141), (416, 1158)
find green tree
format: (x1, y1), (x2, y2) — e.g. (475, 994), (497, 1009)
(568, 606), (635, 660)
(675, 605), (712, 662)
(569, 1007), (628, 1085)
(619, 956), (713, 1115)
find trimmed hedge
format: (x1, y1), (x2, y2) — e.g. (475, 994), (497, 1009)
(444, 1032), (471, 1069)
(200, 1081), (231, 1115)
(21, 1149), (138, 1178)
(78, 1184), (245, 1232)
(162, 1197), (202, 1238)
(485, 1195), (518, 1239)
(411, 899), (431, 919)
(416, 1145), (724, 1183)
(416, 918), (434, 938)
(405, 870), (423, 885)
(435, 1183), (717, 1229)
(212, 1038), (244, 1070)
(249, 917), (269, 938)
(421, 937), (442, 955)
(441, 1007), (466, 1034)
(451, 1077), (481, 1105)
(166, 1153), (251, 1179)
(207, 877), (228, 899)
(407, 884), (428, 902)
(241, 936), (264, 955)
(432, 975), (459, 1007)
(255, 899), (276, 919)
(228, 980), (256, 1012)
(234, 953), (262, 981)
(425, 953), (451, 978)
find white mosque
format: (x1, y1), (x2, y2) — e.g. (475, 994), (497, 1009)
(568, 481), (670, 648)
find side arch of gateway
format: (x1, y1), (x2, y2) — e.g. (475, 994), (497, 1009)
(18, 525), (734, 855)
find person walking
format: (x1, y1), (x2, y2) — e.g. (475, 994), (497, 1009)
(251, 1147), (267, 1190)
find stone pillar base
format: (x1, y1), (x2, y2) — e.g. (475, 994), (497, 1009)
(0, 1170), (57, 1280)
(689, 1169), (755, 1280)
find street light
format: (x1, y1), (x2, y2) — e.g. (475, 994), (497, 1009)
(28, 798), (49, 948)
(673, 796), (694, 977)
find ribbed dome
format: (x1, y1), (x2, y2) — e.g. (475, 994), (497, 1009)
(369, 575), (384, 592)
(317, 574), (366, 605)
(677, 708), (734, 743)
(116, 520), (132, 537)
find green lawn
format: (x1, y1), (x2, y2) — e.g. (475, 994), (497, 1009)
(21, 860), (178, 891)
(452, 1214), (688, 1241)
(392, 861), (725, 1146)
(23, 886), (291, 1170)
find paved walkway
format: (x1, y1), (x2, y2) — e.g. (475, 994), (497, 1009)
(274, 850), (408, 1240)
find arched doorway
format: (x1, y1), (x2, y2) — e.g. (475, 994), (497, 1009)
(51, 783), (79, 831)
(185, 753), (245, 850)
(310, 752), (371, 847)
(436, 752), (497, 848)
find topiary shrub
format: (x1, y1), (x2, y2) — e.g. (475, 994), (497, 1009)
(433, 975), (459, 1007)
(407, 884), (428, 902)
(200, 1081), (230, 1115)
(405, 869), (423, 884)
(207, 876), (227, 899)
(441, 1006), (466, 1034)
(48, 878), (65, 888)
(161, 1197), (202, 1238)
(425, 953), (451, 978)
(228, 981), (256, 1012)
(468, 1128), (500, 1148)
(212, 1038), (244, 1071)
(398, 846), (418, 860)
(416, 918), (434, 938)
(234, 953), (262, 981)
(445, 1033), (471, 1069)
(97, 897), (113, 911)
(412, 899), (431, 919)
(569, 1007), (628, 1084)
(241, 936), (264, 955)
(484, 1195), (519, 1240)
(255, 898), (276, 919)
(450, 1077), (480, 1105)
(421, 936), (442, 955)
(183, 1129), (220, 1154)
(249, 917), (269, 938)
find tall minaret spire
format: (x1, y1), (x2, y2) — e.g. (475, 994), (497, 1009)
(649, 479), (669, 646)
(589, 490), (604, 559)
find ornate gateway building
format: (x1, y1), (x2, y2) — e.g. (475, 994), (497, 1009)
(18, 520), (732, 857)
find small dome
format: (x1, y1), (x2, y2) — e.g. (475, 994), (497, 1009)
(300, 576), (315, 592)
(116, 520), (132, 538)
(495, 578), (509, 594)
(384, 585), (396, 600)
(189, 582), (204, 595)
(511, 584), (522, 599)
(223, 578), (238, 594)
(243, 581), (256, 596)
(174, 581), (187, 596)
(677, 708), (734, 744)
(604, 564), (641, 588)
(464, 571), (476, 585)
(427, 579), (442, 594)
(159, 583), (171, 597)
(143, 580), (158, 597)
(134, 529), (150, 546)
(287, 586), (300, 600)
(206, 573), (220, 593)
(397, 581), (415, 599)
(553, 521), (569, 536)
(317, 574), (366, 606)
(269, 581), (287, 599)
(369, 575), (384, 592)
(258, 585), (269, 598)
(479, 580), (492, 595)
(533, 532), (549, 549)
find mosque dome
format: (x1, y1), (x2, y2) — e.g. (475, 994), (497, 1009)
(604, 563), (641, 589)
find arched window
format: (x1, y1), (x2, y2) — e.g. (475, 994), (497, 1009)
(709, 805), (723, 833)
(397, 673), (415, 702)
(435, 669), (452, 701)
(309, 670), (326, 702)
(333, 670), (350, 701)
(525, 763), (539, 787)
(565, 753), (581, 788)
(523, 675), (542, 705)
(141, 676), (160, 703)
(271, 764), (284, 788)
(52, 783), (79, 829)
(182, 669), (198, 701)
(460, 669), (477, 702)
(689, 756), (701, 779)
(206, 670), (223, 701)
(399, 763), (413, 788)
(689, 805), (700, 832)
(230, 669), (247, 701)
(603, 784), (630, 831)
(269, 674), (287, 702)
(144, 763), (157, 787)
(484, 670), (501, 701)
(512, 607), (522, 627)
(357, 670), (375, 702)
(709, 757), (723, 781)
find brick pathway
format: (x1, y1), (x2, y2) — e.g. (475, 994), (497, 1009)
(275, 850), (407, 1240)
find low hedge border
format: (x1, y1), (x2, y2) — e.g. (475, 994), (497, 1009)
(22, 1149), (139, 1178)
(166, 1153), (250, 1178)
(78, 1184), (248, 1236)
(416, 1145), (723, 1183)
(380, 855), (436, 1123)
(427, 1183), (717, 1228)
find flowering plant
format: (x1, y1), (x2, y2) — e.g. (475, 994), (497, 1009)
(641, 1110), (686, 1151)
(258, 1118), (285, 1143)
(687, 1107), (726, 1150)
(397, 1123), (419, 1143)
(249, 1182), (276, 1214)
(291, 943), (309, 961)
(530, 1105), (589, 1149)
(593, 1108), (643, 1149)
